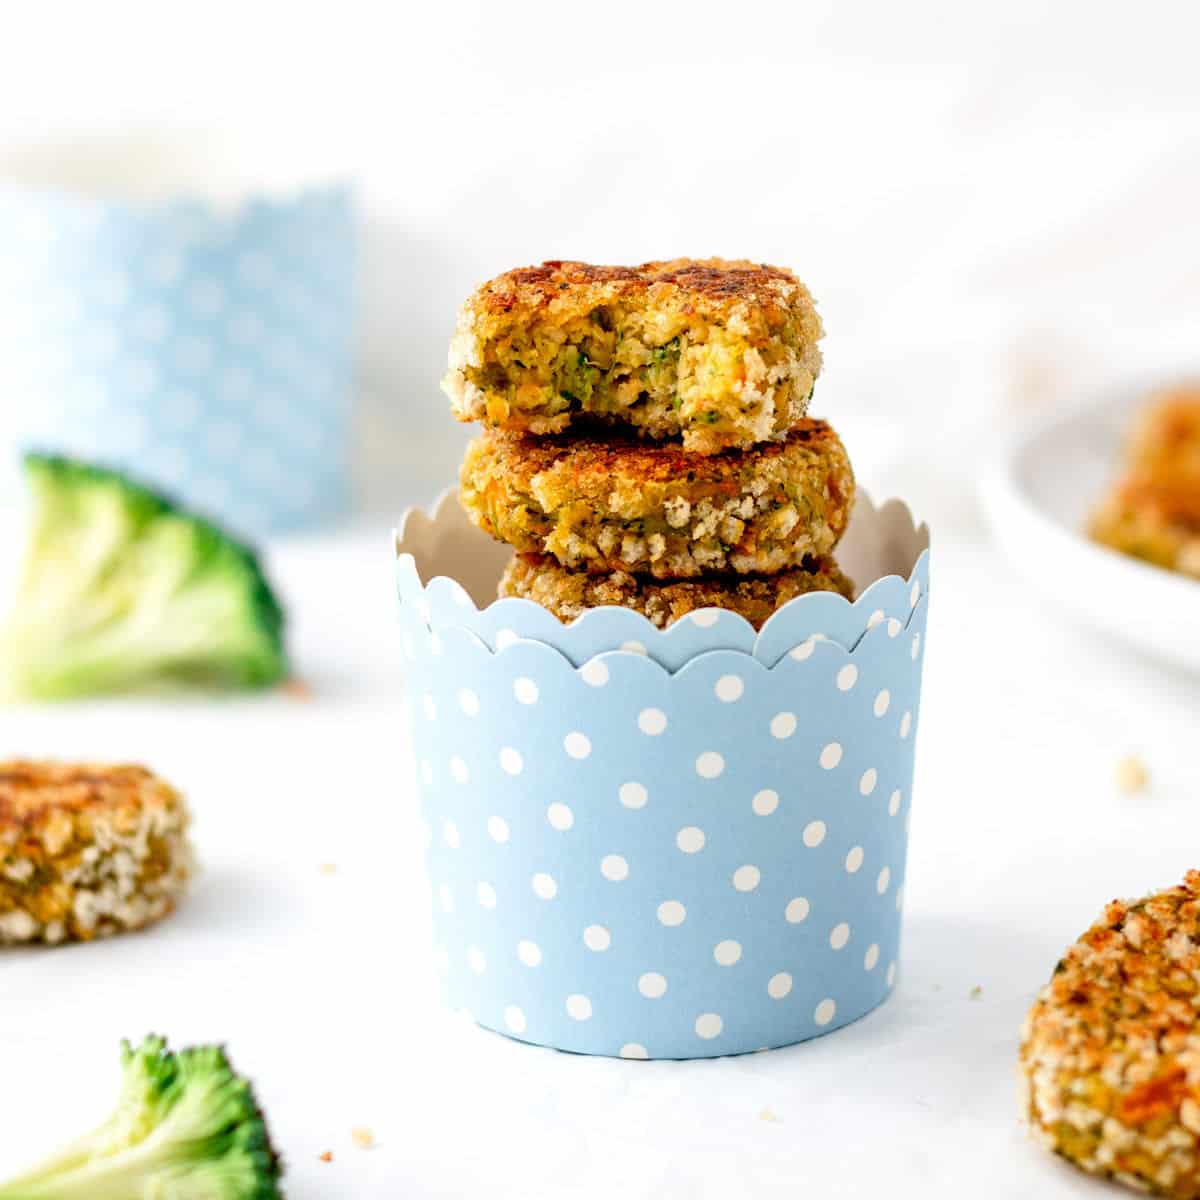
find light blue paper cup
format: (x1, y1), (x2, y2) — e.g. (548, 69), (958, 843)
(0, 144), (355, 538)
(396, 492), (930, 1059)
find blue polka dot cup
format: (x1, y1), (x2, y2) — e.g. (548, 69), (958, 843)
(0, 148), (355, 538)
(396, 492), (930, 1059)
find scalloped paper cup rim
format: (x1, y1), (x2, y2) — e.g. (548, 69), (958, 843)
(394, 489), (930, 667)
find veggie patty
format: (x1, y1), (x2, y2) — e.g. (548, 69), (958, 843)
(460, 418), (854, 578)
(443, 258), (823, 455)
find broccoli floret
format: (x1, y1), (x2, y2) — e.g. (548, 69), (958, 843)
(0, 1036), (283, 1200)
(0, 454), (287, 699)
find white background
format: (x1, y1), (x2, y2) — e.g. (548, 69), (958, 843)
(2, 4), (1200, 1197)
(4, 0), (1200, 527)
(2, 528), (1199, 1199)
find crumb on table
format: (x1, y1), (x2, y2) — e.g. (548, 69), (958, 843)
(1116, 754), (1149, 794)
(351, 1127), (375, 1150)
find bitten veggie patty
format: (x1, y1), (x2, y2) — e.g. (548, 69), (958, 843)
(460, 419), (854, 579)
(0, 760), (193, 944)
(499, 553), (853, 629)
(1020, 871), (1200, 1197)
(443, 258), (823, 455)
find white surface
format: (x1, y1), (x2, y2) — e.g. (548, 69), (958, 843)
(4, 1), (1200, 522)
(3, 6), (1198, 1187)
(2, 521), (1198, 1198)
(983, 387), (1200, 673)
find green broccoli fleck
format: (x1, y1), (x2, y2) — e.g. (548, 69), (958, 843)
(0, 454), (287, 700)
(650, 337), (681, 364)
(0, 1036), (283, 1199)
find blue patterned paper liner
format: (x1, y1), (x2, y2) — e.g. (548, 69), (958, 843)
(395, 491), (930, 667)
(394, 491), (930, 1058)
(0, 182), (356, 538)
(400, 596), (928, 1059)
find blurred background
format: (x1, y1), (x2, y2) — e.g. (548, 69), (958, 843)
(2, 0), (1199, 535)
(2, 9), (1199, 1192)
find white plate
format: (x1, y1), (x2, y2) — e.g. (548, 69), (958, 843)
(981, 386), (1200, 672)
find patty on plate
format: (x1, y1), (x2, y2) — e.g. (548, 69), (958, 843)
(459, 419), (854, 578)
(0, 760), (193, 944)
(499, 552), (853, 629)
(1090, 475), (1200, 579)
(1020, 871), (1200, 1197)
(1090, 386), (1200, 578)
(443, 258), (823, 455)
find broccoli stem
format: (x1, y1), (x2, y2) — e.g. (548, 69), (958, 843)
(0, 1037), (281, 1200)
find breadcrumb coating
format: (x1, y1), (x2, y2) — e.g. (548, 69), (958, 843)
(1091, 387), (1200, 578)
(0, 760), (192, 944)
(1020, 872), (1200, 1197)
(499, 553), (853, 629)
(443, 259), (823, 455)
(460, 419), (854, 579)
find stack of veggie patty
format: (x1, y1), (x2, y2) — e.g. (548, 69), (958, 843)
(446, 259), (855, 627)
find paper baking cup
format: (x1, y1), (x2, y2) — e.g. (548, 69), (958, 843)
(0, 155), (355, 537)
(396, 492), (929, 1059)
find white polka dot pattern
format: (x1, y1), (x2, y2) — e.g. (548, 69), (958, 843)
(767, 972), (793, 999)
(400, 566), (927, 1060)
(4, 186), (355, 538)
(639, 972), (668, 999)
(619, 782), (648, 809)
(713, 939), (742, 966)
(580, 660), (609, 687)
(583, 925), (611, 952)
(546, 803), (574, 831)
(752, 789), (779, 816)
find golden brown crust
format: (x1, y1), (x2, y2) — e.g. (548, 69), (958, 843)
(1091, 387), (1200, 579)
(0, 761), (163, 823)
(1019, 872), (1200, 1197)
(460, 419), (855, 578)
(0, 760), (192, 944)
(443, 258), (823, 455)
(1130, 387), (1200, 478)
(471, 259), (810, 321)
(467, 417), (845, 486)
(499, 553), (853, 630)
